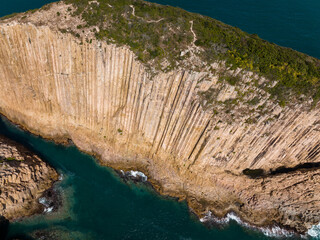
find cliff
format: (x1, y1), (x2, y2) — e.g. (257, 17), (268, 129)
(0, 0), (320, 234)
(0, 135), (58, 219)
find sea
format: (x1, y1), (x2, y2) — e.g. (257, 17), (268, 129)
(0, 0), (320, 239)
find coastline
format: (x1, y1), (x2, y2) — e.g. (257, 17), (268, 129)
(0, 0), (319, 239)
(0, 131), (59, 221)
(0, 15), (320, 236)
(0, 113), (312, 238)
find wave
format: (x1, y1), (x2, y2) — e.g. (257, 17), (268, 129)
(128, 170), (148, 181)
(120, 170), (148, 182)
(58, 173), (64, 181)
(38, 197), (53, 213)
(200, 211), (297, 238)
(308, 223), (320, 239)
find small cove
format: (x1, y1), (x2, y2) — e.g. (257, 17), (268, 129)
(1, 0), (320, 239)
(0, 116), (281, 240)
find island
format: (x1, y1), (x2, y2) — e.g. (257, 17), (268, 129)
(0, 0), (320, 234)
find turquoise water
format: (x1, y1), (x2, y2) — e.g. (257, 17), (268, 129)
(1, 0), (320, 239)
(0, 118), (277, 240)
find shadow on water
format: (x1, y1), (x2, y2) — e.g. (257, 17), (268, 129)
(0, 216), (9, 240)
(0, 115), (305, 240)
(0, 216), (34, 240)
(0, 0), (319, 238)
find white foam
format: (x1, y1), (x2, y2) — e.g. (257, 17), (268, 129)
(38, 197), (49, 207)
(200, 211), (228, 224)
(261, 226), (294, 238)
(129, 170), (148, 181)
(308, 222), (320, 238)
(39, 197), (54, 213)
(44, 206), (54, 213)
(58, 174), (64, 181)
(200, 211), (295, 238)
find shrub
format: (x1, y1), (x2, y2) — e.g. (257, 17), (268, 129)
(62, 0), (320, 104)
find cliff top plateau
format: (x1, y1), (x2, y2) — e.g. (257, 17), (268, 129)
(0, 0), (320, 236)
(1, 0), (320, 107)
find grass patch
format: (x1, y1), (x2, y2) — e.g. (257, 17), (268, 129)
(222, 75), (241, 86)
(0, 12), (19, 20)
(4, 0), (318, 104)
(247, 96), (260, 105)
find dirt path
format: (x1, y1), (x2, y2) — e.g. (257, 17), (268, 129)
(189, 20), (197, 46)
(130, 5), (164, 23)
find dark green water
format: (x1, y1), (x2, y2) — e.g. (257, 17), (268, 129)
(0, 117), (280, 240)
(1, 0), (320, 239)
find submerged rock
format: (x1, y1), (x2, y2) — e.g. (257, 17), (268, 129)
(30, 227), (92, 240)
(38, 187), (62, 214)
(0, 0), (320, 234)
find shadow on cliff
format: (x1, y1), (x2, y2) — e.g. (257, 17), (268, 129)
(243, 161), (320, 179)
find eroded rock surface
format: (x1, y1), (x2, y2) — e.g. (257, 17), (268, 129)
(0, 135), (58, 219)
(0, 2), (319, 234)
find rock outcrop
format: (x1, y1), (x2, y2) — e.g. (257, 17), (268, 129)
(0, 1), (320, 233)
(0, 135), (58, 219)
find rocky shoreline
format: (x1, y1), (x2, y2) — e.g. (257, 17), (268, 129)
(0, 2), (320, 237)
(0, 135), (59, 221)
(0, 116), (317, 238)
(113, 166), (307, 238)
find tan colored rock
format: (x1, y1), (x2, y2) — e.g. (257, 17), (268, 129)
(0, 2), (320, 233)
(0, 135), (58, 219)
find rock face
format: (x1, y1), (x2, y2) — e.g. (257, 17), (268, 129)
(0, 135), (58, 219)
(0, 2), (320, 233)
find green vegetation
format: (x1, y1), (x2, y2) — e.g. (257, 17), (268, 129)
(245, 117), (257, 124)
(1, 0), (319, 104)
(222, 74), (241, 86)
(0, 157), (24, 162)
(62, 0), (320, 105)
(0, 12), (19, 20)
(195, 19), (320, 103)
(64, 0), (195, 71)
(247, 96), (260, 106)
(242, 168), (265, 178)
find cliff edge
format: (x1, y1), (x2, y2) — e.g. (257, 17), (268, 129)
(0, 0), (320, 234)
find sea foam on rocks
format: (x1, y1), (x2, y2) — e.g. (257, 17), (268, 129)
(38, 197), (53, 213)
(120, 170), (148, 182)
(200, 211), (295, 238)
(308, 222), (320, 239)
